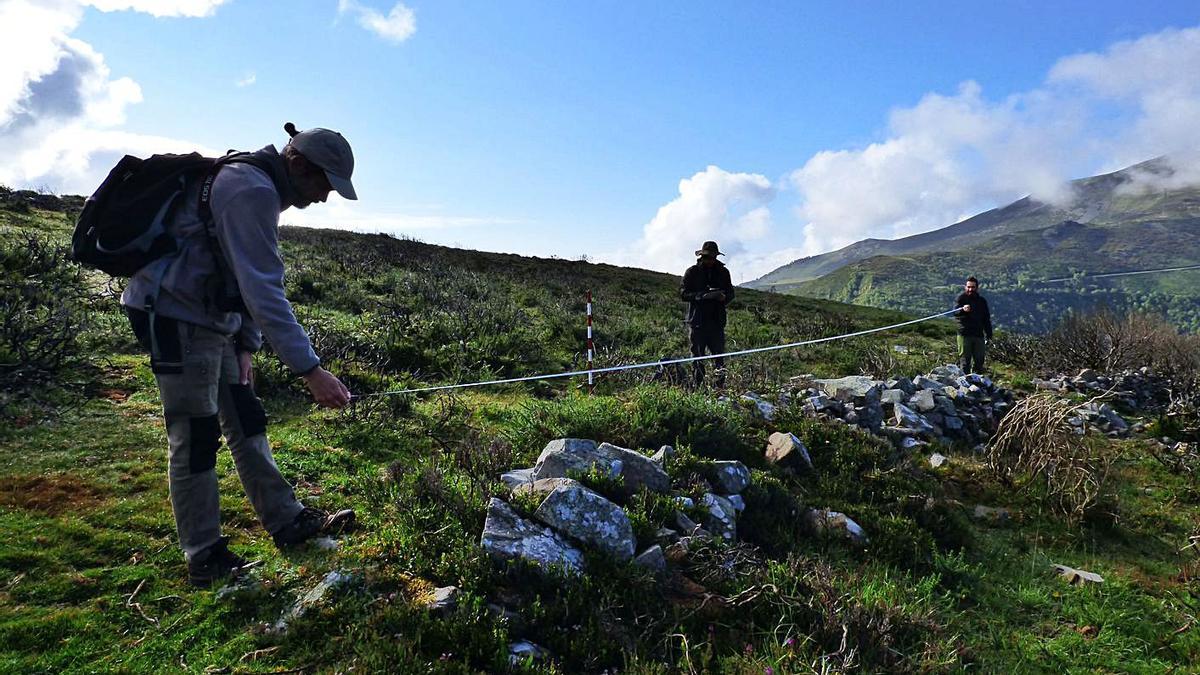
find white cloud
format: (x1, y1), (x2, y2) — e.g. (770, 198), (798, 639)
(0, 0), (216, 193)
(235, 71), (256, 87)
(82, 0), (229, 17)
(752, 23), (1200, 269)
(338, 0), (416, 43)
(607, 165), (777, 276)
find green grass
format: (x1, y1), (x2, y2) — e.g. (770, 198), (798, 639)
(2, 198), (1199, 672)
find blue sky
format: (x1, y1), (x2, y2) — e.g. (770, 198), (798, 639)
(3, 1), (1200, 281)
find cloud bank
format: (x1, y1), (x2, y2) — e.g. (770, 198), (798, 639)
(0, 0), (222, 193)
(623, 25), (1200, 280)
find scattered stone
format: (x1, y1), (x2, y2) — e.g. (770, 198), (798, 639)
(881, 389), (905, 406)
(533, 439), (670, 496)
(929, 452), (947, 469)
(894, 403), (934, 433)
(710, 461), (751, 494)
(888, 376), (916, 395)
(814, 376), (883, 401)
(909, 389), (936, 412)
(534, 484), (636, 561)
(215, 577), (265, 602)
(633, 545), (667, 573)
(805, 393), (833, 412)
(674, 511), (702, 535)
(311, 536), (339, 551)
(650, 445), (675, 464)
(509, 641), (550, 667)
(766, 431), (813, 471)
(725, 494), (746, 512)
(913, 375), (943, 391)
(1052, 564), (1104, 585)
(512, 477), (578, 498)
(972, 505), (1011, 523)
(500, 467), (536, 490)
(480, 498), (585, 575)
(273, 570), (354, 634)
(741, 393), (777, 420)
(701, 493), (737, 541)
(804, 509), (868, 545)
(426, 585), (460, 613)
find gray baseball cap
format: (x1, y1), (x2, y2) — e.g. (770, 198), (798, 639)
(284, 123), (357, 200)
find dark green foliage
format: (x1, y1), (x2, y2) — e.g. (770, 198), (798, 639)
(0, 234), (91, 392)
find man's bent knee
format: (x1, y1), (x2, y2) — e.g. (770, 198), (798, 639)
(189, 414), (222, 474)
(227, 383), (267, 437)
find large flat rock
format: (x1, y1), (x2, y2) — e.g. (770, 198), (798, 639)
(481, 498), (585, 575)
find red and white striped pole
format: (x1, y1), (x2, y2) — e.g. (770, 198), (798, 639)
(586, 290), (594, 393)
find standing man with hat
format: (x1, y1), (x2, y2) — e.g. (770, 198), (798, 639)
(680, 241), (735, 386)
(121, 123), (358, 586)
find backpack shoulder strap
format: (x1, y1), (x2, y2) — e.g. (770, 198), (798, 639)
(195, 151), (286, 315)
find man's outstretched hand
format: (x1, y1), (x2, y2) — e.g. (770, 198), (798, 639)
(303, 366), (352, 408)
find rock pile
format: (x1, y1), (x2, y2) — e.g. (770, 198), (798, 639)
(1068, 401), (1136, 438)
(1032, 367), (1170, 412)
(485, 439), (755, 575)
(485, 436), (868, 580)
(777, 365), (1015, 451)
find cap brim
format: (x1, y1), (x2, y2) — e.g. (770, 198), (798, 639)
(325, 170), (357, 200)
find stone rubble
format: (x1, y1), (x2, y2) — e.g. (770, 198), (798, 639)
(775, 365), (1015, 452)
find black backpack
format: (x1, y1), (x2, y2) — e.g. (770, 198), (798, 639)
(70, 152), (276, 277)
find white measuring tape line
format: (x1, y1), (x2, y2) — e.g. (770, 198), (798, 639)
(352, 306), (965, 399)
(1039, 263), (1200, 283)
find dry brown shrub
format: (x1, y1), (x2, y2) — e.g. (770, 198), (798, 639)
(986, 393), (1118, 523)
(1041, 308), (1200, 376)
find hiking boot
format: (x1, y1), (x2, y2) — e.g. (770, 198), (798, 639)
(272, 507), (356, 548)
(188, 537), (257, 588)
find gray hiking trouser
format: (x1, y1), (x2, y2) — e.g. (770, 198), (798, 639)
(127, 309), (303, 559)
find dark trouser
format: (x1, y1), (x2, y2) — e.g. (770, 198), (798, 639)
(126, 308), (303, 560)
(689, 323), (726, 385)
(957, 335), (986, 374)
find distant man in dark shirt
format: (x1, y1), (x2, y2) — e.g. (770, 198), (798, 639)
(954, 276), (993, 374)
(680, 241), (735, 386)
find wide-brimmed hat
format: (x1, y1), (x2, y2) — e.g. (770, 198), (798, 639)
(695, 241), (724, 257)
(284, 122), (357, 200)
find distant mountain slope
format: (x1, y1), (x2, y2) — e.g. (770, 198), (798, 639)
(789, 216), (1200, 332)
(749, 157), (1200, 289)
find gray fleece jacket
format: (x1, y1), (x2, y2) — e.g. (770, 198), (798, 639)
(121, 145), (320, 374)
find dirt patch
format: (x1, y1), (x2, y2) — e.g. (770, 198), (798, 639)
(0, 474), (109, 515)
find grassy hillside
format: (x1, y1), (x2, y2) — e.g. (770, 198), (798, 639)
(2, 193), (1199, 673)
(786, 217), (1200, 333)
